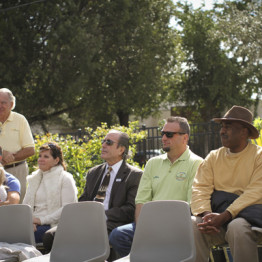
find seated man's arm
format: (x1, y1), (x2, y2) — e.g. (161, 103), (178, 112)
(191, 157), (214, 217)
(0, 191), (20, 206)
(135, 203), (143, 223)
(3, 173), (21, 206)
(133, 159), (154, 223)
(78, 168), (94, 201)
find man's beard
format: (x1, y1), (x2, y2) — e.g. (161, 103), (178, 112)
(162, 146), (170, 152)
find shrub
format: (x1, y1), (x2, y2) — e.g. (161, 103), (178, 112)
(28, 121), (146, 196)
(252, 117), (262, 146)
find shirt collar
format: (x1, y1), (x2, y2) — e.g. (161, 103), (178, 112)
(6, 111), (14, 122)
(107, 160), (123, 174)
(163, 146), (190, 163)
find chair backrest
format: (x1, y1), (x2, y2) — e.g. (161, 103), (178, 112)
(50, 201), (110, 262)
(0, 204), (35, 246)
(130, 200), (196, 262)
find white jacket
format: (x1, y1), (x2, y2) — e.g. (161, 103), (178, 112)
(23, 165), (77, 227)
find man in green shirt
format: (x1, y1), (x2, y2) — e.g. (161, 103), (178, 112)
(109, 116), (203, 258)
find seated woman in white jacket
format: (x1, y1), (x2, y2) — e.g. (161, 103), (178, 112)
(23, 142), (78, 244)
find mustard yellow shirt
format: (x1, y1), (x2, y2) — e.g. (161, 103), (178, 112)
(191, 143), (262, 218)
(0, 111), (34, 154)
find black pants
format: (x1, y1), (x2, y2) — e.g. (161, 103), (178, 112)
(42, 226), (57, 253)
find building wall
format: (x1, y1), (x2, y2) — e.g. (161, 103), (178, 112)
(130, 109), (171, 127)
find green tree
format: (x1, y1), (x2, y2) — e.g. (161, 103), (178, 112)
(169, 3), (253, 122)
(216, 1), (262, 116)
(0, 0), (177, 129)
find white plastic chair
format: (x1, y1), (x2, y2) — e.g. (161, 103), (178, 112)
(24, 201), (110, 262)
(114, 200), (196, 262)
(0, 204), (36, 262)
(0, 204), (35, 246)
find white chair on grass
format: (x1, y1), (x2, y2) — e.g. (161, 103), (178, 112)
(0, 204), (37, 262)
(114, 200), (196, 262)
(24, 201), (110, 262)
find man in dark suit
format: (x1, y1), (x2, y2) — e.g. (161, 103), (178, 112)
(78, 129), (143, 232)
(43, 130), (142, 255)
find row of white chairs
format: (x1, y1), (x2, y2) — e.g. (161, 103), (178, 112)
(0, 200), (196, 262)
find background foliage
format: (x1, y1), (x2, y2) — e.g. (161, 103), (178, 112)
(27, 121), (146, 196)
(252, 117), (262, 146)
(168, 0), (262, 122)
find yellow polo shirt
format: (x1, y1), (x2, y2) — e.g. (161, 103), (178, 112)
(191, 143), (262, 218)
(0, 111), (34, 154)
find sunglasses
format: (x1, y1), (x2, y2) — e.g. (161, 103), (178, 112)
(101, 139), (117, 146)
(161, 131), (186, 138)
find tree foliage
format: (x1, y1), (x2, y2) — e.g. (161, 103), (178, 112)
(2, 0), (262, 127)
(216, 0), (262, 115)
(166, 1), (262, 121)
(168, 2), (255, 121)
(0, 0), (176, 129)
(252, 117), (262, 146)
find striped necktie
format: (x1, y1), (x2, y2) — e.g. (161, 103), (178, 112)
(94, 166), (112, 203)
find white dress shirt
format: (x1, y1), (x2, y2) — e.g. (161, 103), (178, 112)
(102, 160), (123, 210)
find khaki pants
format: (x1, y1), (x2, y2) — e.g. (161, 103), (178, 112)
(5, 161), (28, 203)
(192, 216), (262, 262)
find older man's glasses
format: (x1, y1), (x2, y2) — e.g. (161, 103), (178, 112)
(102, 139), (117, 146)
(161, 131), (186, 138)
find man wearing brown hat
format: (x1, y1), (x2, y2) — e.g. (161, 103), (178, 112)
(191, 105), (262, 262)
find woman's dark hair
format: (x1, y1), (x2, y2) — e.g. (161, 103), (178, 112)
(39, 142), (67, 170)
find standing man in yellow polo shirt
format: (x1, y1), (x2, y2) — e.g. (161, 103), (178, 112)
(0, 88), (35, 202)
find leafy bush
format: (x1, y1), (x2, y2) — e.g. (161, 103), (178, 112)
(252, 117), (262, 146)
(28, 121), (146, 196)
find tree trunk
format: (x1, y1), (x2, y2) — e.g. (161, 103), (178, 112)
(117, 111), (129, 126)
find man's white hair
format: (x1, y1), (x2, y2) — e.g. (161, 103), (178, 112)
(0, 88), (16, 110)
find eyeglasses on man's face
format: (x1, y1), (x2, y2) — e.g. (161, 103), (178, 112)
(101, 139), (117, 146)
(161, 131), (186, 138)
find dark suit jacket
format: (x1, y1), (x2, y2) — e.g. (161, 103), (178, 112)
(78, 161), (143, 233)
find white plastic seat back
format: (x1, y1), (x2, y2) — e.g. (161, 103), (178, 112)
(115, 200), (196, 262)
(0, 204), (35, 246)
(50, 201), (110, 262)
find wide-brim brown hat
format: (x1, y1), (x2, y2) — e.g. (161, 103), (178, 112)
(213, 105), (259, 139)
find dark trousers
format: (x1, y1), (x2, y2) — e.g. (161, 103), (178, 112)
(35, 225), (51, 244)
(42, 226), (57, 252)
